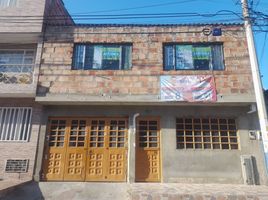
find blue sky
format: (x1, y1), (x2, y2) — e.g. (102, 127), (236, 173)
(63, 0), (268, 88)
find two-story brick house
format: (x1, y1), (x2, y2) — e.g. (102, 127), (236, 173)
(33, 23), (268, 184)
(0, 0), (267, 186)
(0, 0), (72, 183)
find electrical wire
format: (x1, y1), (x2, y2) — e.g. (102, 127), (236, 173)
(69, 0), (202, 15)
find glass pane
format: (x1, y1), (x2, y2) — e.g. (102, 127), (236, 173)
(186, 143), (193, 148)
(212, 45), (224, 70)
(175, 45), (194, 70)
(177, 131), (184, 136)
(84, 45), (94, 70)
(122, 45), (132, 70)
(73, 45), (86, 70)
(140, 143), (147, 148)
(164, 45), (175, 70)
(149, 143), (157, 147)
(192, 46), (211, 70)
(177, 143), (184, 149)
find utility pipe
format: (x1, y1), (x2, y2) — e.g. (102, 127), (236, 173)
(127, 113), (140, 183)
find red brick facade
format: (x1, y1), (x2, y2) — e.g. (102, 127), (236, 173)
(37, 25), (254, 99)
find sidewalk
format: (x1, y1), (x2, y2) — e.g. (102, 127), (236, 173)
(1, 182), (268, 200)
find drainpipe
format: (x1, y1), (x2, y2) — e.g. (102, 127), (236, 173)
(127, 113), (140, 183)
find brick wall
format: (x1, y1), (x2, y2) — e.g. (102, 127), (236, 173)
(37, 25), (254, 101)
(0, 99), (42, 181)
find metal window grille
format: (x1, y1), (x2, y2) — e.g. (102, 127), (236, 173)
(0, 107), (32, 142)
(5, 159), (29, 173)
(0, 0), (17, 7)
(176, 118), (239, 150)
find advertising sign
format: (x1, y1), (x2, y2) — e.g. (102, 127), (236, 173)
(160, 75), (217, 102)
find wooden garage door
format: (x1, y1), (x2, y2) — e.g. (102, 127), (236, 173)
(42, 118), (128, 182)
(136, 118), (161, 182)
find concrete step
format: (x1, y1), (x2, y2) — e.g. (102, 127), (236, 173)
(1, 182), (268, 200)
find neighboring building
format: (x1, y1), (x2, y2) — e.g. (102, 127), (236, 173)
(0, 0), (72, 183)
(0, 1), (267, 186)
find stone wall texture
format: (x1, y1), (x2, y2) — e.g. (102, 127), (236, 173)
(38, 25), (254, 101)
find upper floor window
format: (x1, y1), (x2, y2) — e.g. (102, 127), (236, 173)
(0, 0), (17, 8)
(72, 44), (132, 70)
(164, 43), (224, 71)
(0, 50), (35, 73)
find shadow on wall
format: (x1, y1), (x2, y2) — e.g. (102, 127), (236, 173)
(0, 181), (44, 200)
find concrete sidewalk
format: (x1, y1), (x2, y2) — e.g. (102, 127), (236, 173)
(1, 182), (268, 200)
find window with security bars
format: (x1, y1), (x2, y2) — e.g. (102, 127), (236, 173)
(0, 107), (32, 142)
(0, 0), (17, 7)
(164, 43), (224, 71)
(0, 50), (35, 73)
(176, 118), (238, 150)
(72, 44), (132, 70)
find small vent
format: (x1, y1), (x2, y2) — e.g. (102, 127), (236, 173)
(5, 159), (29, 173)
(241, 155), (256, 185)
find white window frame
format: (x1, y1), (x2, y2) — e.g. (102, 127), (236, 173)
(0, 107), (32, 142)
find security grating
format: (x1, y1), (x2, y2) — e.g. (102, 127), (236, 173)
(0, 107), (32, 141)
(5, 159), (29, 173)
(176, 118), (239, 150)
(0, 0), (17, 7)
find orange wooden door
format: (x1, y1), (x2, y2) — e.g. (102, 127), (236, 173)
(42, 119), (68, 181)
(136, 118), (161, 182)
(86, 119), (107, 181)
(106, 119), (128, 181)
(85, 118), (128, 182)
(63, 119), (87, 181)
(43, 117), (128, 182)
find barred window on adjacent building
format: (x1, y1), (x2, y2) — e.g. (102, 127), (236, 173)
(164, 43), (224, 71)
(176, 118), (238, 150)
(0, 0), (17, 8)
(0, 107), (32, 142)
(72, 44), (132, 70)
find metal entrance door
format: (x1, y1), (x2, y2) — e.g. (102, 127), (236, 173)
(135, 118), (161, 182)
(42, 118), (128, 182)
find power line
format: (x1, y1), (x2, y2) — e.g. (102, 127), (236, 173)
(0, 10), (243, 20)
(69, 0), (202, 15)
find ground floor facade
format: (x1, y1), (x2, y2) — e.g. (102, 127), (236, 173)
(0, 102), (267, 185)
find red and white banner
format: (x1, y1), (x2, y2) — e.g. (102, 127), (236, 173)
(160, 75), (217, 102)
